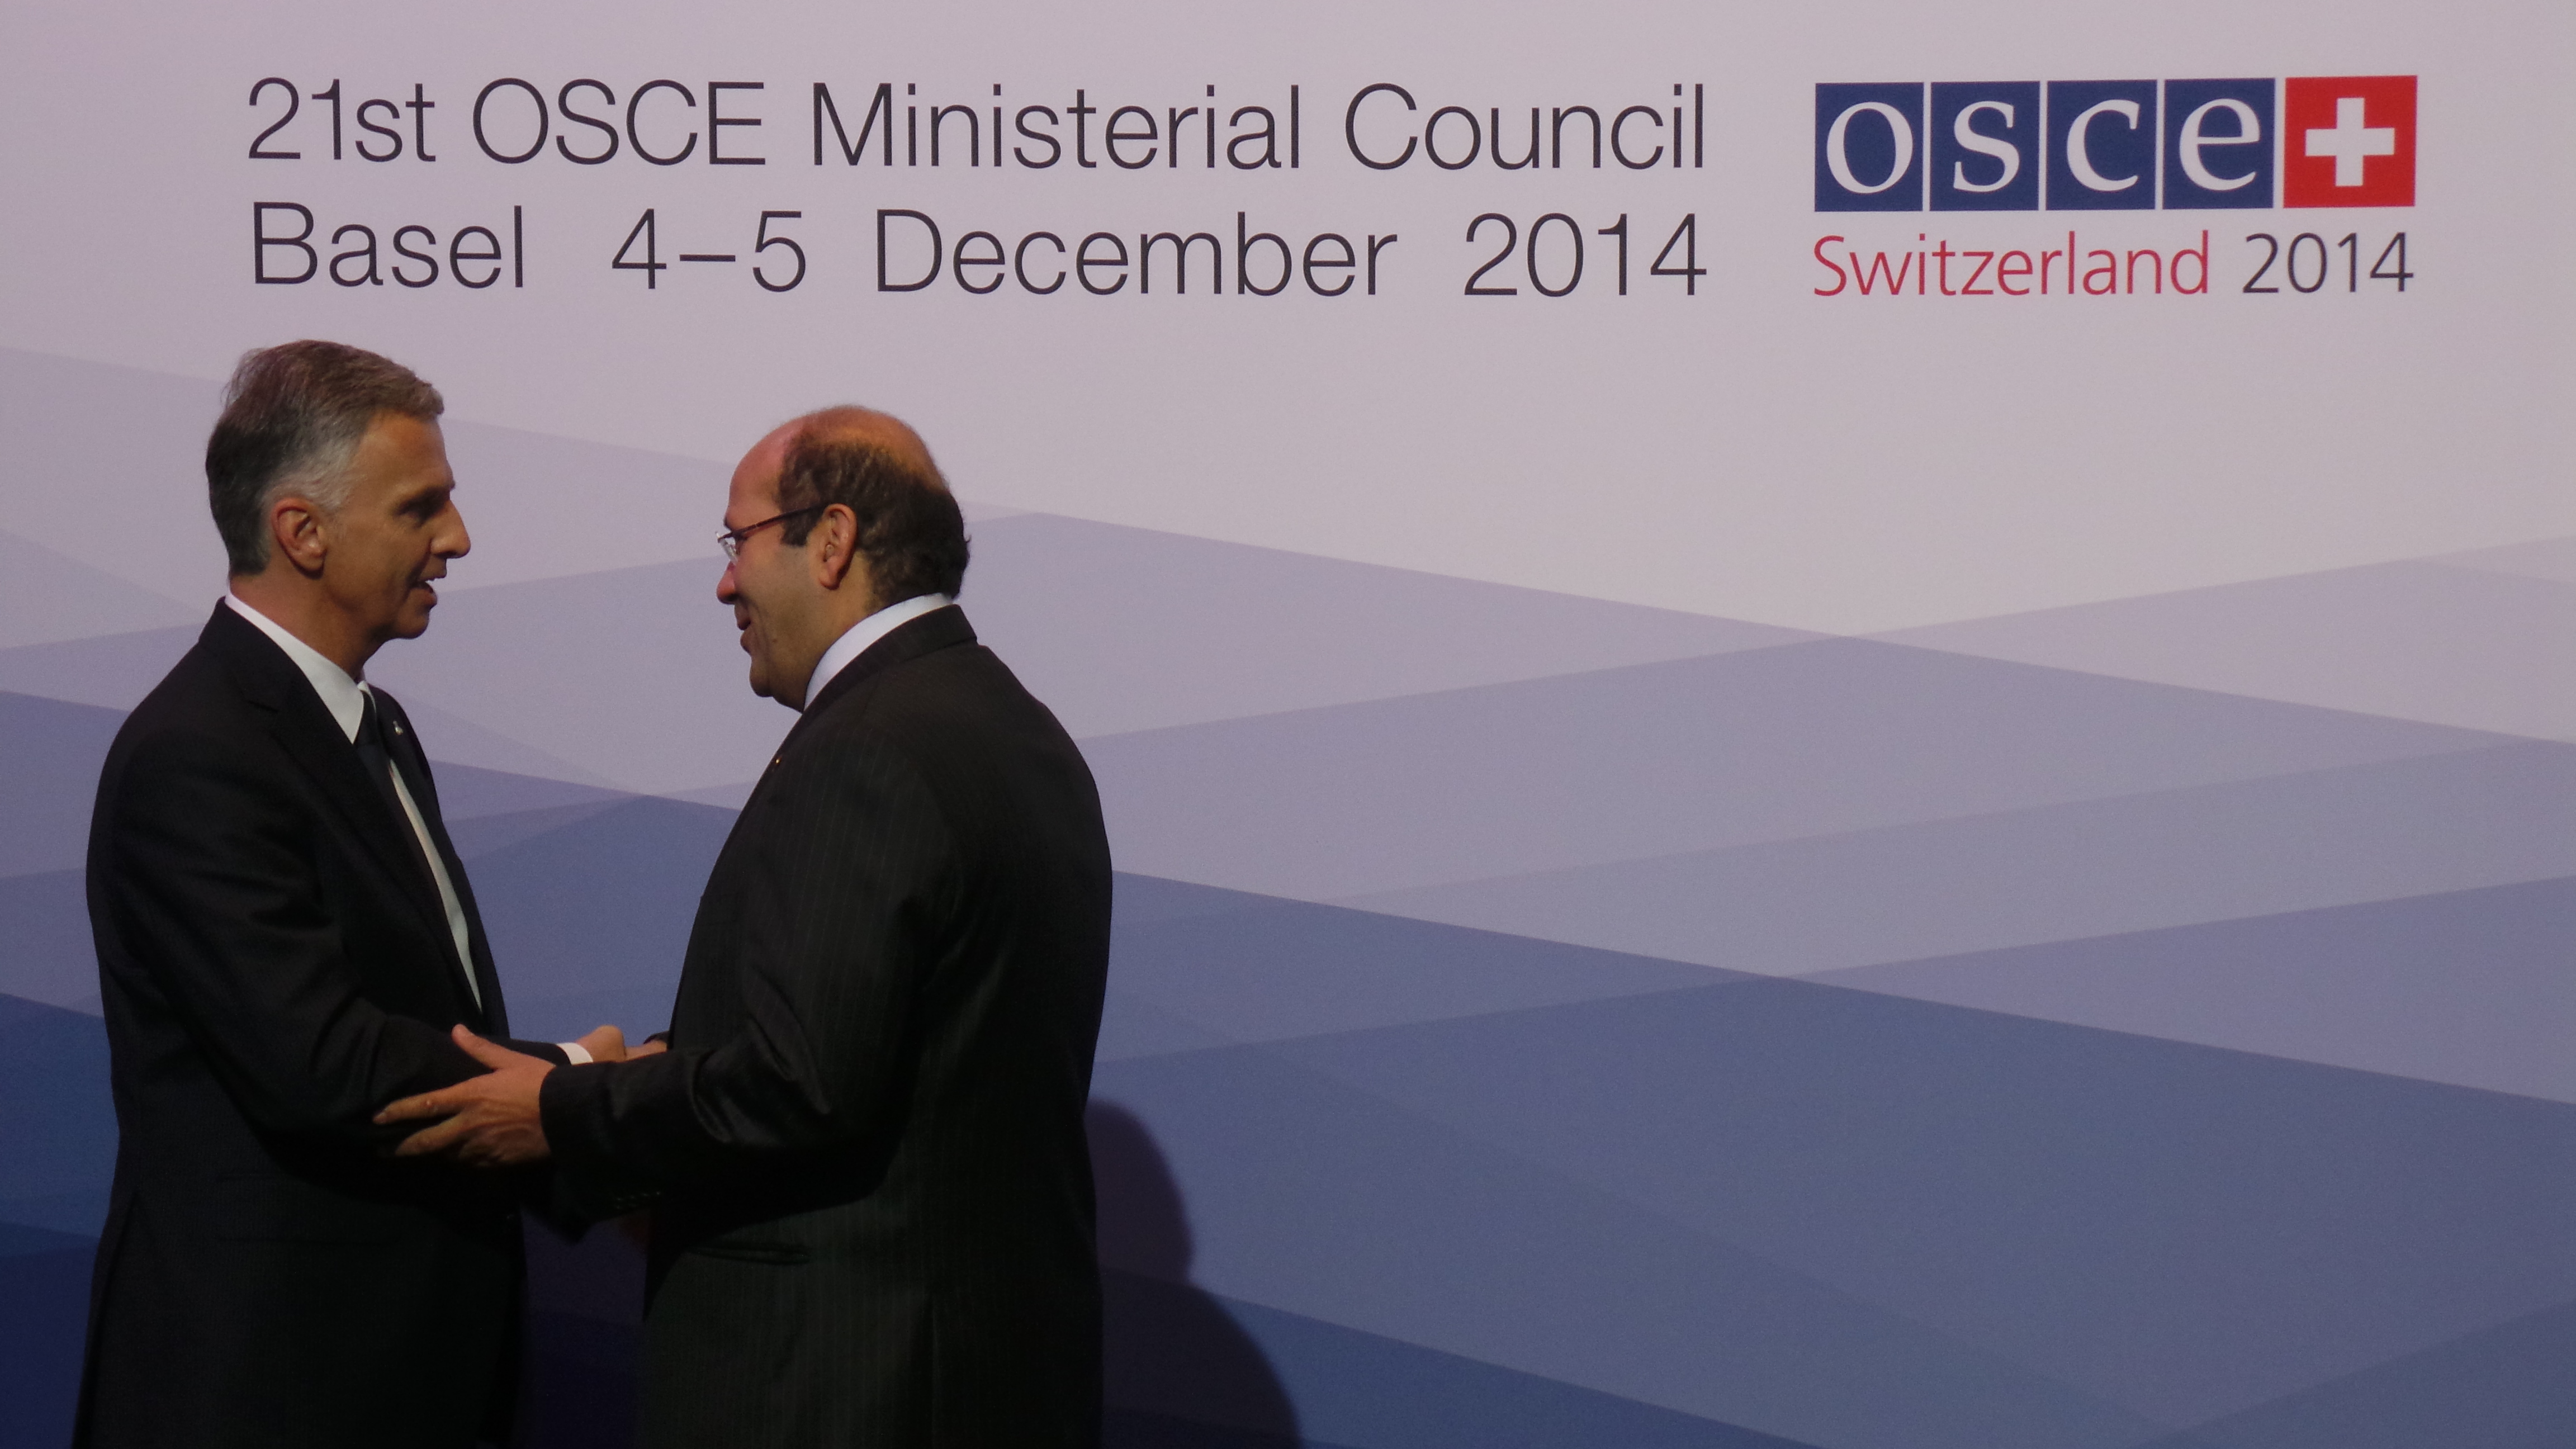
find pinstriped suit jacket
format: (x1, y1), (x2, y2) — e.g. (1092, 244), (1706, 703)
(540, 605), (1112, 1448)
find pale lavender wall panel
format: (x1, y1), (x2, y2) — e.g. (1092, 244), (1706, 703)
(1817, 875), (2576, 1104)
(1098, 1041), (2166, 1449)
(1084, 640), (2503, 901)
(1260, 973), (2576, 1432)
(1106, 875), (1719, 1046)
(0, 693), (121, 879)
(0, 624), (196, 712)
(968, 513), (1817, 738)
(1344, 742), (2576, 985)
(1887, 561), (2576, 742)
(0, 532), (195, 651)
(365, 561), (793, 795)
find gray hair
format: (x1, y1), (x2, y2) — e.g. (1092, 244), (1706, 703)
(206, 340), (444, 574)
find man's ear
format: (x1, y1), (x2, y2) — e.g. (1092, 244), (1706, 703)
(810, 504), (862, 591)
(267, 496), (329, 576)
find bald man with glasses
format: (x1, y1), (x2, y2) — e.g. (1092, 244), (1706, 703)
(384, 407), (1116, 1448)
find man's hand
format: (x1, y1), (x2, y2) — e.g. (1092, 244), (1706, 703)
(575, 1023), (628, 1063)
(376, 1025), (556, 1167)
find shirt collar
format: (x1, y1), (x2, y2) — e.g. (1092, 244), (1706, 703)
(804, 594), (953, 709)
(224, 594), (371, 743)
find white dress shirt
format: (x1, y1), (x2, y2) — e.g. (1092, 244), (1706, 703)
(804, 593), (954, 706)
(224, 595), (592, 1062)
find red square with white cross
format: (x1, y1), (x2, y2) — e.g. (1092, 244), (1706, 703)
(2283, 76), (2415, 207)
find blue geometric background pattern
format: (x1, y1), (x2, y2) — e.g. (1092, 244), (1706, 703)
(2, 348), (2569, 1448)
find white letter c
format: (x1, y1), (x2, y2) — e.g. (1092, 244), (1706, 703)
(2064, 98), (2141, 192)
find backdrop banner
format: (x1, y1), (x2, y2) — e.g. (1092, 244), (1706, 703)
(3, 2), (2572, 1447)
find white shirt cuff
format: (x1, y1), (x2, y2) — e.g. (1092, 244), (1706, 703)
(558, 1041), (593, 1065)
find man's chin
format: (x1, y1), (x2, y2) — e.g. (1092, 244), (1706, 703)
(392, 586), (439, 638)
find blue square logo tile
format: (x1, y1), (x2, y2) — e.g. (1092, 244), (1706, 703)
(1817, 83), (1925, 211)
(1931, 82), (2042, 211)
(2046, 80), (2158, 209)
(2163, 78), (2275, 209)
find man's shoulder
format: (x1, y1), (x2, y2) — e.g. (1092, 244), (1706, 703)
(107, 641), (277, 780)
(815, 639), (1052, 748)
(806, 647), (1097, 854)
(119, 606), (286, 726)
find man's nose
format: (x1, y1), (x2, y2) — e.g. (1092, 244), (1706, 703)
(716, 560), (739, 603)
(439, 505), (472, 558)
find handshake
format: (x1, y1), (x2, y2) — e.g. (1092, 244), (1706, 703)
(373, 1022), (665, 1168)
(85, 345), (1112, 1448)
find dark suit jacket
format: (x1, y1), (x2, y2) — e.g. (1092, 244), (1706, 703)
(541, 605), (1114, 1449)
(77, 603), (555, 1449)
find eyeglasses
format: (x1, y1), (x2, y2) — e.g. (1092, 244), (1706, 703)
(717, 506), (824, 561)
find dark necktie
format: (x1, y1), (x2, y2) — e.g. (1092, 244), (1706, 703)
(354, 693), (488, 1019)
(354, 690), (446, 905)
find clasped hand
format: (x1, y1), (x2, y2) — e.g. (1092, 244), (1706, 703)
(375, 1022), (662, 1167)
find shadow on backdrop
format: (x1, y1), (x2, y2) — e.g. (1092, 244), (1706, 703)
(511, 1102), (1300, 1449)
(1092, 1100), (1304, 1449)
(516, 1213), (646, 1449)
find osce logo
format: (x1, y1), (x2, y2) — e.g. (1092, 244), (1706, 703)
(1815, 77), (2414, 211)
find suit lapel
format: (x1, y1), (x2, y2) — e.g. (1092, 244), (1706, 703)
(682, 609), (976, 1045)
(376, 691), (507, 1034)
(203, 608), (481, 1019)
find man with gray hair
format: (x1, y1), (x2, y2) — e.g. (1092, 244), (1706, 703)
(75, 340), (624, 1447)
